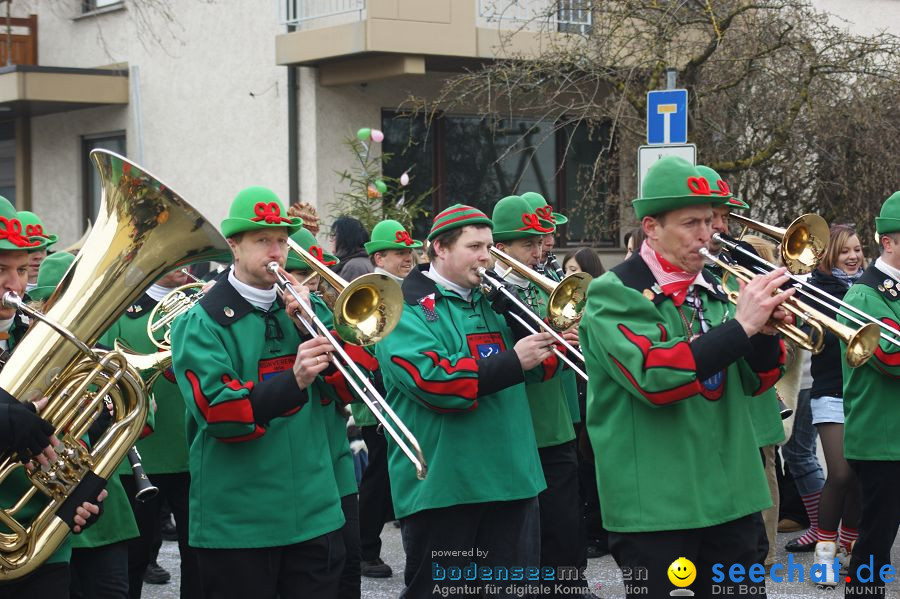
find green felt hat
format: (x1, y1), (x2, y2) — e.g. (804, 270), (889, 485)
(0, 197), (41, 252)
(520, 191), (568, 227)
(633, 157), (729, 219)
(364, 219), (423, 255)
(491, 195), (555, 242)
(695, 165), (749, 210)
(220, 186), (303, 238)
(876, 191), (900, 235)
(285, 227), (339, 272)
(17, 211), (58, 250)
(30, 251), (75, 301)
(427, 204), (493, 241)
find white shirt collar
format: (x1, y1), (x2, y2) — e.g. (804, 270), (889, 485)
(374, 266), (405, 284)
(875, 257), (900, 284)
(146, 284), (177, 303)
(424, 265), (472, 301)
(228, 266), (277, 311)
(493, 261), (530, 289)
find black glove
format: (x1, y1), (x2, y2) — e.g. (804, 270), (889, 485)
(7, 402), (55, 460)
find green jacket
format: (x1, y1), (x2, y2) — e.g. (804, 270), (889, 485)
(171, 278), (344, 549)
(542, 265), (582, 425)
(838, 263), (900, 460)
(373, 266), (550, 519)
(101, 293), (188, 474)
(507, 277), (575, 447)
(310, 294), (358, 498)
(581, 257), (784, 532)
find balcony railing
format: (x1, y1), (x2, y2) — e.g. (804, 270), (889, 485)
(479, 0), (591, 33)
(279, 0), (365, 28)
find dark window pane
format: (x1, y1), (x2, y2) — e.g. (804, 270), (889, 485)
(443, 115), (556, 218)
(561, 120), (615, 245)
(0, 122), (15, 206)
(381, 111), (434, 240)
(83, 133), (126, 221)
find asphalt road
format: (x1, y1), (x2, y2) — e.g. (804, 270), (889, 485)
(144, 525), (899, 598)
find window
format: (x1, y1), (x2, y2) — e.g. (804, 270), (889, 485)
(82, 132), (125, 222)
(82, 0), (123, 14)
(0, 122), (15, 206)
(382, 111), (615, 246)
(557, 0), (592, 35)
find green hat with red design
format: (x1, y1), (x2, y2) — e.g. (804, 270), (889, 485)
(0, 197), (42, 252)
(876, 191), (900, 235)
(427, 204), (493, 241)
(285, 227), (339, 272)
(520, 191), (568, 227)
(491, 195), (555, 242)
(30, 251), (75, 301)
(364, 219), (423, 255)
(696, 165), (749, 210)
(17, 211), (59, 250)
(220, 186), (303, 238)
(633, 156), (729, 219)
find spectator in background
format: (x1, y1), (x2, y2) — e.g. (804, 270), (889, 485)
(331, 216), (373, 280)
(623, 228), (646, 260)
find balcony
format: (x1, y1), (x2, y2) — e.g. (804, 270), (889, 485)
(0, 14), (128, 117)
(275, 0), (588, 85)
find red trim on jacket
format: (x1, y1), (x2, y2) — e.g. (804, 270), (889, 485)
(391, 355), (478, 400)
(610, 355), (702, 405)
(618, 324), (696, 371)
(186, 370), (255, 425)
(423, 351), (478, 374)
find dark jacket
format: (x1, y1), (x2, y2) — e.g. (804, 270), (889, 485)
(334, 249), (374, 281)
(808, 269), (852, 399)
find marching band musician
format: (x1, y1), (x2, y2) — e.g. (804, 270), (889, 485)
(98, 267), (201, 599)
(0, 200), (106, 599)
(490, 195), (590, 597)
(353, 219), (423, 579)
(839, 191), (900, 598)
(580, 157), (792, 598)
(373, 204), (559, 599)
(17, 210), (57, 297)
(283, 226), (362, 599)
(170, 187), (345, 599)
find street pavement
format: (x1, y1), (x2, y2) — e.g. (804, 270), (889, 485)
(144, 524), (899, 598)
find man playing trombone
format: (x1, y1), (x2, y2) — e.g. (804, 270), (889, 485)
(490, 195), (589, 597)
(581, 157), (793, 598)
(373, 204), (559, 599)
(839, 191), (900, 598)
(170, 187), (345, 599)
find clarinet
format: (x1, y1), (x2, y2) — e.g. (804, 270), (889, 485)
(127, 446), (158, 502)
(544, 251), (565, 280)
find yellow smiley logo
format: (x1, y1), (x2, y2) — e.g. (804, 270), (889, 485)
(668, 557), (696, 587)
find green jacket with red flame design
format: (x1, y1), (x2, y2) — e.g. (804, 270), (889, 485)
(838, 262), (900, 460)
(373, 265), (551, 518)
(581, 255), (784, 532)
(170, 278), (344, 548)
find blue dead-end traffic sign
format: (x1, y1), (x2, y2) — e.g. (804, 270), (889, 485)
(647, 89), (688, 145)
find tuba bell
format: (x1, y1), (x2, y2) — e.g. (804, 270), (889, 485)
(0, 150), (228, 580)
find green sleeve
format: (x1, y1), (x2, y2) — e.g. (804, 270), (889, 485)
(839, 289), (900, 378)
(374, 306), (482, 413)
(171, 310), (266, 442)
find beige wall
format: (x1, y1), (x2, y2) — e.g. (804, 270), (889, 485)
(811, 0), (900, 35)
(24, 1), (290, 245)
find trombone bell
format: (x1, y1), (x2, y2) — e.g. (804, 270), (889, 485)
(730, 213), (829, 275)
(334, 275), (403, 346)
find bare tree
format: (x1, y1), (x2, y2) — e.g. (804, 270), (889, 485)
(412, 0), (900, 247)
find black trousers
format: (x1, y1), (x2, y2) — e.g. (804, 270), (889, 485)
(338, 494), (361, 599)
(609, 514), (766, 599)
(70, 541), (129, 599)
(399, 497), (540, 599)
(845, 460), (900, 598)
(120, 471), (201, 599)
(0, 562), (70, 599)
(195, 529), (345, 599)
(358, 425), (394, 562)
(537, 440), (586, 595)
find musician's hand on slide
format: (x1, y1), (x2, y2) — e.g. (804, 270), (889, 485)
(734, 268), (794, 337)
(514, 332), (556, 370)
(293, 336), (334, 388)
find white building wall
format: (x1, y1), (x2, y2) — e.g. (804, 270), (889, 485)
(811, 0), (900, 35)
(25, 0), (290, 245)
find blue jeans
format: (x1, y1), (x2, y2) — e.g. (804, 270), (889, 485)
(781, 388), (825, 496)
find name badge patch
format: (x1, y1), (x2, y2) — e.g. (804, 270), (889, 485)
(258, 355), (295, 381)
(466, 333), (506, 361)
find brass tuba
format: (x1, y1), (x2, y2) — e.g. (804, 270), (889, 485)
(0, 150), (228, 580)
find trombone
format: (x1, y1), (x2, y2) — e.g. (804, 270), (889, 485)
(478, 247), (592, 381)
(713, 233), (900, 352)
(270, 239), (428, 480)
(699, 243), (881, 368)
(729, 213), (829, 275)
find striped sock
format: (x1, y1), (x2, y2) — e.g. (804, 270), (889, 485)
(839, 525), (858, 553)
(818, 529), (838, 543)
(791, 491), (822, 546)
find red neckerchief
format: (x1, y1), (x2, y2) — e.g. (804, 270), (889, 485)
(640, 240), (698, 307)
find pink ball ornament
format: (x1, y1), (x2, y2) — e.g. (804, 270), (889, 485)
(371, 129), (385, 143)
(400, 172), (410, 186)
